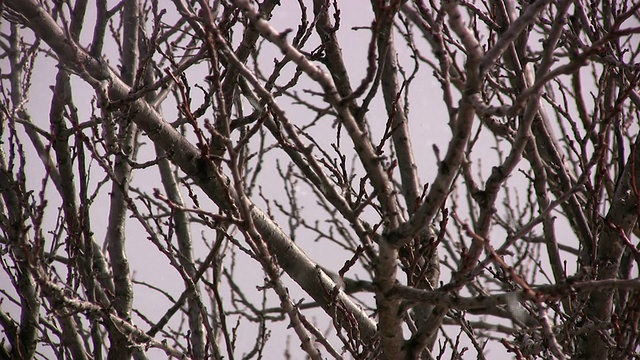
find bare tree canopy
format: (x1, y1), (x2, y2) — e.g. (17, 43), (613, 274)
(1, 0), (640, 359)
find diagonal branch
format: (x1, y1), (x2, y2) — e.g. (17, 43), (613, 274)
(4, 0), (378, 345)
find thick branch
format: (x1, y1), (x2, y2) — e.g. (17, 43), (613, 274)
(4, 0), (378, 344)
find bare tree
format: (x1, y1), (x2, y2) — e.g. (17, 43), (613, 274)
(1, 0), (640, 359)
